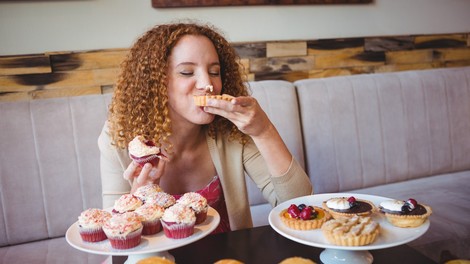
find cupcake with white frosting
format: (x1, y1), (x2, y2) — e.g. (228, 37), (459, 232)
(128, 136), (166, 166)
(134, 183), (163, 204)
(176, 192), (208, 224)
(160, 203), (196, 239)
(134, 203), (165, 235)
(77, 208), (112, 242)
(113, 194), (143, 214)
(102, 212), (143, 249)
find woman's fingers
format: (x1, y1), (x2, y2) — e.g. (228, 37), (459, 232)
(123, 161), (139, 181)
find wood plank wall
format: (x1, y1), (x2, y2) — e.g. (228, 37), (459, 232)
(1, 33), (469, 102)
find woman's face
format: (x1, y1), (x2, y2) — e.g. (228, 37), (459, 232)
(167, 35), (223, 127)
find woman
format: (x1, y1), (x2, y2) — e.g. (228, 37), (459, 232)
(98, 22), (312, 233)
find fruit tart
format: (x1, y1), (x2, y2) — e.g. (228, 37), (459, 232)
(378, 198), (432, 228)
(280, 204), (330, 230)
(322, 196), (375, 219)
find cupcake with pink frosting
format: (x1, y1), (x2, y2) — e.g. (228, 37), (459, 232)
(77, 208), (112, 242)
(177, 192), (208, 224)
(160, 204), (196, 239)
(113, 194), (143, 214)
(134, 203), (165, 235)
(102, 212), (143, 249)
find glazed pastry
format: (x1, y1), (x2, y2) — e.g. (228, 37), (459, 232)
(379, 198), (432, 227)
(136, 257), (175, 264)
(279, 257), (316, 264)
(322, 196), (375, 219)
(321, 215), (380, 246)
(280, 204), (330, 230)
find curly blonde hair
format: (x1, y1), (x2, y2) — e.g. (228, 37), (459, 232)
(108, 22), (249, 152)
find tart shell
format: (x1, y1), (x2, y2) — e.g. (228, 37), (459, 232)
(382, 204), (432, 228)
(280, 206), (330, 230)
(322, 199), (376, 219)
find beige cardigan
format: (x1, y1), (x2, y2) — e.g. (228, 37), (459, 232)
(98, 124), (313, 231)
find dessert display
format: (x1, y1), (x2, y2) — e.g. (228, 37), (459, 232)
(134, 203), (165, 235)
(378, 198), (432, 228)
(112, 193), (143, 214)
(134, 183), (163, 203)
(193, 94), (234, 106)
(102, 212), (143, 249)
(160, 203), (196, 239)
(128, 135), (166, 166)
(322, 196), (375, 219)
(176, 192), (208, 224)
(280, 204), (330, 230)
(77, 208), (112, 242)
(321, 215), (380, 246)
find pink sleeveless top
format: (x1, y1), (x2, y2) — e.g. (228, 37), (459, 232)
(172, 176), (231, 234)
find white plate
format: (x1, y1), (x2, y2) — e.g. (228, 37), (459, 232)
(66, 207), (220, 256)
(269, 193), (430, 251)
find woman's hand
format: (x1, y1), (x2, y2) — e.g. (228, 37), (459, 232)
(123, 159), (166, 193)
(204, 96), (273, 138)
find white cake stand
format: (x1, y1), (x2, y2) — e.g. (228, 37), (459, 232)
(269, 193), (430, 264)
(66, 207), (220, 264)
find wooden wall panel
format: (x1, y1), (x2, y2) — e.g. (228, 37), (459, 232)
(1, 32), (469, 102)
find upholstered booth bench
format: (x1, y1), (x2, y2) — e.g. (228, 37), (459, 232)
(1, 66), (469, 263)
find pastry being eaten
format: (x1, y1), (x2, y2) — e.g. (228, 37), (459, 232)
(193, 94), (234, 106)
(321, 215), (380, 246)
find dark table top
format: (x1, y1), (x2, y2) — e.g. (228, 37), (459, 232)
(168, 225), (437, 264)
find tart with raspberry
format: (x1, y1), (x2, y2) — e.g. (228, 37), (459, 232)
(280, 204), (330, 230)
(322, 196), (375, 219)
(378, 198), (432, 228)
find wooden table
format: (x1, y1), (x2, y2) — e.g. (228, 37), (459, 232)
(167, 225), (437, 264)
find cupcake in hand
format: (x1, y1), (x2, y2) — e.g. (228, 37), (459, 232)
(160, 204), (196, 239)
(77, 208), (112, 242)
(128, 136), (167, 166)
(102, 212), (143, 249)
(176, 192), (208, 224)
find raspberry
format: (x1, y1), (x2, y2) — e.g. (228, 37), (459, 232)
(287, 204), (301, 218)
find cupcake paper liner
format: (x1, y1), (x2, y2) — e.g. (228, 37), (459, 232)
(106, 226), (143, 250)
(78, 227), (107, 242)
(142, 219), (162, 235)
(161, 220), (195, 239)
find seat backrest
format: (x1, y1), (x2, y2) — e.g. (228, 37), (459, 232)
(0, 94), (111, 246)
(295, 66), (470, 194)
(245, 80), (305, 206)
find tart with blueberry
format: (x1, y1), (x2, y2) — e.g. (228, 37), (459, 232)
(322, 196), (375, 219)
(378, 198), (432, 228)
(280, 203), (330, 230)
